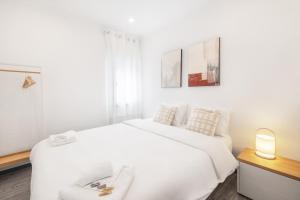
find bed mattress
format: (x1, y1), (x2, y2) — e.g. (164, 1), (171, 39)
(30, 119), (237, 200)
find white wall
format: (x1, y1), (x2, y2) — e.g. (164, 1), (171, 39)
(0, 1), (107, 137)
(142, 0), (300, 160)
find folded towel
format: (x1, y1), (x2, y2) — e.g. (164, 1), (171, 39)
(48, 130), (76, 146)
(75, 161), (113, 187)
(109, 165), (134, 199)
(59, 165), (134, 200)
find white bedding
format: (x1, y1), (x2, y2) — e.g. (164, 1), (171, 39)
(30, 119), (238, 200)
(143, 118), (233, 151)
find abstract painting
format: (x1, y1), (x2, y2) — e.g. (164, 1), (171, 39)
(187, 37), (220, 87)
(161, 49), (182, 88)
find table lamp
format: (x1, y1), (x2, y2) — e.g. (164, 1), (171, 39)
(255, 128), (276, 159)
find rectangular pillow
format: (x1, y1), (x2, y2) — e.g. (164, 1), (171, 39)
(160, 104), (187, 126)
(186, 108), (220, 136)
(187, 106), (231, 136)
(214, 110), (230, 136)
(153, 105), (177, 125)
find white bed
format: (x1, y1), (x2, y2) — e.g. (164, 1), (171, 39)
(30, 119), (238, 200)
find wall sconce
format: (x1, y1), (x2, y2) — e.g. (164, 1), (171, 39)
(255, 128), (276, 159)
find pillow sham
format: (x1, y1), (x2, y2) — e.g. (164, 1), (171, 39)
(187, 106), (231, 136)
(162, 104), (187, 126)
(186, 108), (220, 136)
(214, 110), (230, 136)
(153, 105), (177, 125)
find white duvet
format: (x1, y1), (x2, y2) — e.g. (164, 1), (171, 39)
(30, 119), (238, 200)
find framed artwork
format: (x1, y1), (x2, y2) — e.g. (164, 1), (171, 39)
(187, 37), (220, 87)
(161, 49), (182, 88)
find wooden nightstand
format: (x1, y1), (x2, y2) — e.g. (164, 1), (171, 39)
(237, 148), (300, 200)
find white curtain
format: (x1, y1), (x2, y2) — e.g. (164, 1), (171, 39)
(104, 30), (142, 124)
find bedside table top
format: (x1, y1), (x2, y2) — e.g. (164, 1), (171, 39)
(237, 148), (300, 181)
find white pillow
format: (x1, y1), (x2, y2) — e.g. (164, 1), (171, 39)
(154, 104), (187, 126)
(153, 105), (177, 125)
(186, 108), (220, 136)
(168, 104), (187, 126)
(215, 110), (230, 136)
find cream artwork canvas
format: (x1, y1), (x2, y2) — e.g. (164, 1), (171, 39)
(161, 49), (182, 88)
(188, 37), (220, 87)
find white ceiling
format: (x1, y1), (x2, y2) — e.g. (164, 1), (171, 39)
(30, 0), (208, 35)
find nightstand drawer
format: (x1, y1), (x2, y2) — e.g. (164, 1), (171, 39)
(238, 162), (300, 200)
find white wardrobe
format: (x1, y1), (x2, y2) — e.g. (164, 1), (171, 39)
(0, 65), (43, 156)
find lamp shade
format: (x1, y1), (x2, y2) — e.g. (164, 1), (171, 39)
(255, 128), (276, 159)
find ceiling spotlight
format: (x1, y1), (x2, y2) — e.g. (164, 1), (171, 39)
(128, 17), (135, 23)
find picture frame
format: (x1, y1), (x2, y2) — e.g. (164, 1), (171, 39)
(161, 49), (182, 88)
(187, 37), (220, 87)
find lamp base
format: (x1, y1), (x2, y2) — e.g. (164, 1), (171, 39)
(255, 151), (276, 160)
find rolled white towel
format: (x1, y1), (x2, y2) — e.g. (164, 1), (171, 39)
(75, 161), (113, 187)
(59, 165), (134, 200)
(48, 130), (76, 146)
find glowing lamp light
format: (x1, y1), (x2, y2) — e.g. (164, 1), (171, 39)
(255, 128), (276, 159)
